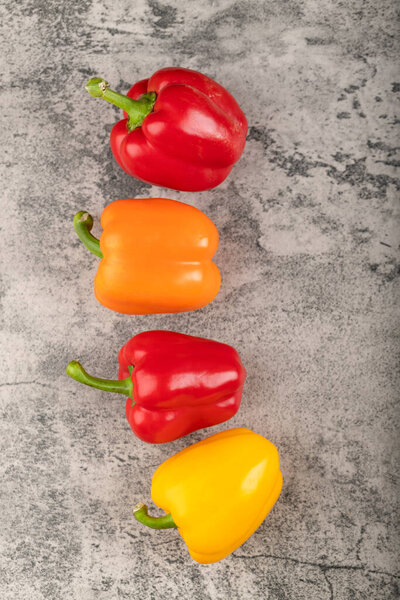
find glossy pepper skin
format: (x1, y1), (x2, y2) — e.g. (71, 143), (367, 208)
(73, 198), (220, 314)
(133, 428), (283, 563)
(85, 67), (247, 191)
(66, 331), (246, 444)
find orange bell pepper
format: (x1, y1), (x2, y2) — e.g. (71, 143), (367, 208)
(73, 198), (220, 314)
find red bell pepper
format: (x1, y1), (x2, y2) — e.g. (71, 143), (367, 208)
(85, 67), (247, 191)
(66, 331), (246, 443)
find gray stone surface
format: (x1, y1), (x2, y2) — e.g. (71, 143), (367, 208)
(0, 0), (399, 598)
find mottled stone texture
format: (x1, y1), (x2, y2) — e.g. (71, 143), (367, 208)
(0, 0), (399, 598)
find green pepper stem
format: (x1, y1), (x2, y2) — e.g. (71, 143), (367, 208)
(66, 361), (134, 398)
(73, 211), (103, 258)
(133, 503), (177, 529)
(85, 77), (156, 131)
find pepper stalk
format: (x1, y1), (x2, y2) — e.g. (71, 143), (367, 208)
(66, 361), (134, 400)
(73, 211), (103, 258)
(85, 77), (156, 131)
(133, 503), (177, 529)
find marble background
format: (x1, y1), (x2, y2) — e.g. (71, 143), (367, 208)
(1, 1), (399, 598)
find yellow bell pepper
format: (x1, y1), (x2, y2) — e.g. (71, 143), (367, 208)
(133, 428), (283, 563)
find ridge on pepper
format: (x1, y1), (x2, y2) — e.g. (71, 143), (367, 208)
(85, 67), (247, 191)
(66, 331), (246, 443)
